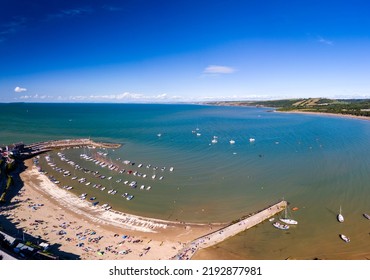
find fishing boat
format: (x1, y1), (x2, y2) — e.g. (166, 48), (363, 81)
(273, 222), (289, 230)
(339, 234), (350, 243)
(337, 206), (344, 223)
(363, 213), (370, 220)
(279, 207), (298, 225)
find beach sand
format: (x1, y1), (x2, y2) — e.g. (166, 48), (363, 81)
(0, 160), (223, 260)
(277, 110), (369, 121)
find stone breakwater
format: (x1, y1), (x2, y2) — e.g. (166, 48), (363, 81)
(18, 138), (121, 159)
(173, 200), (287, 260)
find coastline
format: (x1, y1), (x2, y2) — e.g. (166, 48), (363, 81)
(276, 109), (370, 121)
(0, 160), (224, 260)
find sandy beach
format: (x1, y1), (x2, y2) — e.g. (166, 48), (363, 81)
(0, 160), (224, 260)
(277, 110), (370, 121)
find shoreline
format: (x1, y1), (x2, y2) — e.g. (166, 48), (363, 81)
(0, 160), (224, 259)
(202, 101), (369, 121)
(276, 109), (370, 121)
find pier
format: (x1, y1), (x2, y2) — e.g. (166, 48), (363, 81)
(174, 200), (287, 260)
(17, 138), (121, 159)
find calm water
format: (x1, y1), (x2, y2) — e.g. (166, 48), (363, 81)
(1, 103), (369, 259)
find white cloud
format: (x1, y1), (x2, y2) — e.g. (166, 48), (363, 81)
(203, 65), (236, 74)
(318, 36), (333, 46)
(14, 86), (27, 92)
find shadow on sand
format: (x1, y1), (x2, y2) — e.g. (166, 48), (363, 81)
(0, 160), (80, 260)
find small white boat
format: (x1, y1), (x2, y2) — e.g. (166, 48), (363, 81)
(169, 167), (174, 172)
(363, 213), (370, 220)
(249, 138), (255, 142)
(280, 208), (298, 225)
(196, 133), (201, 136)
(229, 139), (235, 144)
(273, 222), (289, 230)
(211, 138), (218, 144)
(337, 206), (344, 223)
(140, 185), (145, 190)
(339, 234), (350, 243)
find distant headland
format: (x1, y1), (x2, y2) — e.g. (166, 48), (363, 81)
(205, 98), (370, 119)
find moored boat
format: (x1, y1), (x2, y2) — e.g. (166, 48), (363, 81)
(279, 207), (298, 225)
(273, 222), (289, 230)
(337, 206), (344, 223)
(339, 234), (350, 243)
(363, 213), (370, 220)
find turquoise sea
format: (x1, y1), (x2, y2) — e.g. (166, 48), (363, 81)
(1, 103), (369, 259)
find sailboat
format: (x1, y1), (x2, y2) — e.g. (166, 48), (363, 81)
(339, 234), (350, 243)
(337, 206), (344, 223)
(279, 207), (298, 225)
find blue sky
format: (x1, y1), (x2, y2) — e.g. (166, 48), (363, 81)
(1, 0), (370, 102)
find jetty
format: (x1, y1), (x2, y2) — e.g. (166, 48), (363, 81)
(173, 200), (287, 260)
(12, 139), (121, 159)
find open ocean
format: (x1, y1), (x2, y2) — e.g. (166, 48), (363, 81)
(1, 103), (369, 259)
